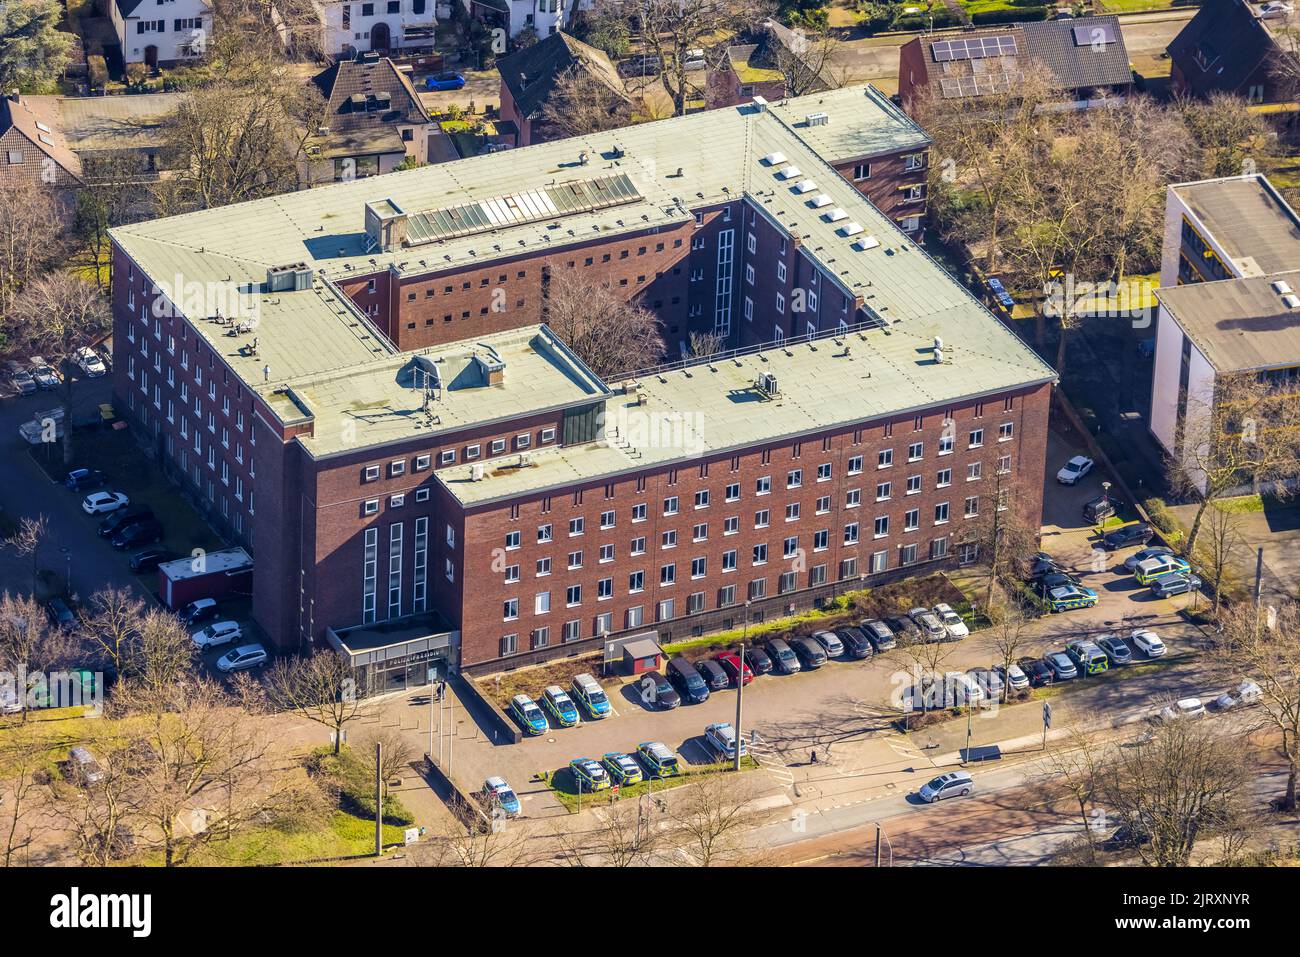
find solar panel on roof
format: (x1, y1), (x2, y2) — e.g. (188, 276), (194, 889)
(932, 41), (953, 62)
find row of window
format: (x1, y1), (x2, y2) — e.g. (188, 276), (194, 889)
(361, 426), (558, 483)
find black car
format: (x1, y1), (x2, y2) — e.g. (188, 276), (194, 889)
(1036, 571), (1082, 595)
(1097, 636), (1133, 665)
(65, 468), (107, 491)
(743, 645), (773, 675)
(1083, 495), (1119, 524)
(884, 615), (921, 644)
(129, 546), (176, 573)
(1026, 552), (1067, 580)
(860, 619), (896, 651)
(666, 657), (710, 704)
(111, 519), (163, 550)
(642, 671), (681, 710)
(1102, 523), (1153, 551)
(764, 638), (801, 675)
(98, 504), (153, 538)
(1017, 656), (1055, 688)
(835, 627), (874, 660)
(696, 658), (730, 692)
(45, 596), (76, 631)
(790, 635), (827, 670)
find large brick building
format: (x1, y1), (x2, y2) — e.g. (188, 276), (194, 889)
(109, 86), (1054, 686)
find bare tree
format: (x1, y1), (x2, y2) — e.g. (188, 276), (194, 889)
(660, 771), (762, 866)
(1173, 93), (1270, 180)
(112, 609), (199, 713)
(959, 466), (1039, 613)
(0, 179), (67, 319)
(895, 628), (954, 718)
(48, 741), (139, 865)
(1171, 373), (1300, 560)
(264, 651), (364, 755)
(356, 728), (415, 801)
(1199, 505), (1244, 614)
(551, 798), (661, 866)
(0, 592), (74, 722)
(8, 274), (111, 465)
(0, 725), (49, 866)
(1038, 724), (1111, 865)
(536, 64), (635, 140)
(422, 819), (540, 867)
(764, 20), (845, 96)
(1218, 601), (1300, 811)
(543, 267), (665, 378)
(79, 587), (148, 676)
(4, 514), (49, 594)
(987, 599), (1032, 704)
(74, 154), (158, 291)
(687, 330), (726, 359)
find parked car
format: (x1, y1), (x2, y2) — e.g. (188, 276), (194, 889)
(98, 504), (152, 538)
(1150, 572), (1201, 598)
(790, 635), (827, 669)
(28, 356), (60, 389)
(968, 666), (1004, 701)
(764, 638), (801, 674)
(811, 629), (845, 659)
(215, 643), (267, 673)
(695, 658), (730, 692)
(1066, 639), (1110, 676)
(681, 48), (707, 71)
(1123, 545), (1175, 573)
(1131, 629), (1167, 658)
(835, 626), (874, 659)
(82, 490), (129, 514)
(5, 360), (36, 395)
(908, 607), (947, 642)
(111, 518), (163, 550)
(993, 662), (1029, 691)
(1083, 494), (1119, 524)
(45, 597), (76, 631)
(65, 468), (107, 491)
(424, 71), (465, 91)
(569, 757), (610, 792)
(704, 722), (747, 761)
(666, 657), (710, 704)
(191, 620), (243, 650)
(602, 752), (643, 786)
(919, 770), (973, 803)
(483, 776), (520, 817)
(1213, 680), (1262, 711)
(75, 347), (108, 378)
(1134, 554), (1191, 585)
(1103, 523), (1154, 550)
(716, 652), (754, 686)
(743, 645), (773, 675)
(1096, 635), (1133, 666)
(1159, 697), (1206, 721)
(1045, 584), (1099, 612)
(986, 275), (1015, 310)
(635, 740), (680, 777)
(570, 673), (610, 719)
(641, 671), (682, 710)
(885, 615), (921, 644)
(178, 596), (220, 627)
(932, 603), (969, 639)
(1258, 0), (1294, 19)
(509, 693), (549, 735)
(1043, 651), (1078, 681)
(67, 747), (105, 785)
(542, 685), (581, 728)
(945, 671), (985, 705)
(1037, 571), (1083, 596)
(860, 618), (896, 651)
(130, 546), (177, 573)
(1017, 656), (1055, 687)
(618, 54), (663, 77)
(1056, 455), (1094, 485)
(1026, 552), (1067, 580)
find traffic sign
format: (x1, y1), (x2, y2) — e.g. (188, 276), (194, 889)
(1043, 702), (1053, 729)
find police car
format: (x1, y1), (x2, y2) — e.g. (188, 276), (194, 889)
(602, 752), (643, 786)
(509, 693), (549, 735)
(568, 757), (611, 792)
(1134, 554), (1190, 586)
(1045, 583), (1098, 613)
(635, 741), (681, 777)
(542, 685), (581, 728)
(570, 673), (611, 719)
(483, 776), (521, 817)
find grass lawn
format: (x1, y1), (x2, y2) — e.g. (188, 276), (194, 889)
(1101, 0), (1185, 11)
(188, 812), (408, 866)
(548, 756), (758, 812)
(478, 653), (611, 710)
(1213, 494), (1266, 515)
(962, 0), (1018, 14)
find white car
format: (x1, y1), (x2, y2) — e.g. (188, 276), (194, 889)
(1159, 697), (1206, 721)
(28, 357), (60, 389)
(191, 620), (243, 649)
(75, 347), (107, 378)
(1056, 455), (1094, 485)
(1213, 680), (1262, 711)
(82, 491), (129, 514)
(932, 603), (969, 639)
(1131, 629), (1166, 658)
(1258, 1), (1293, 19)
(215, 643), (268, 673)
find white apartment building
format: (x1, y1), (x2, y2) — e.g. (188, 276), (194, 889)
(111, 0), (212, 67)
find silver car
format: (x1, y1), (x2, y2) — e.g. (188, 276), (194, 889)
(908, 607), (947, 642)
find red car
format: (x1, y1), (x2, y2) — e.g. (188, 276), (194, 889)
(715, 653), (754, 687)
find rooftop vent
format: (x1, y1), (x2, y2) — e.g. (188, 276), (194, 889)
(756, 372), (780, 396)
(267, 262), (313, 292)
(470, 463), (485, 482)
(805, 111), (830, 126)
(473, 345), (506, 385)
(1273, 280), (1293, 295)
(762, 151), (787, 166)
(810, 194), (832, 208)
(839, 222), (864, 237)
(777, 166), (802, 180)
(853, 235), (881, 251)
(824, 208), (847, 223)
(752, 95), (769, 112)
(793, 180), (818, 194)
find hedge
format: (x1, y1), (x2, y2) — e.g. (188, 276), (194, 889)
(894, 9), (960, 30)
(971, 6), (1048, 24)
(1142, 497), (1184, 545)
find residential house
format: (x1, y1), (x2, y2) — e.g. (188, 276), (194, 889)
(110, 0), (211, 68)
(0, 94), (82, 189)
(1167, 0), (1287, 102)
(709, 19), (837, 109)
(468, 0), (587, 39)
(496, 30), (628, 147)
(898, 15), (1133, 114)
(305, 56), (442, 181)
(313, 0), (438, 59)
